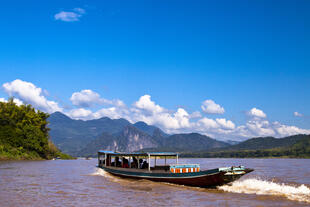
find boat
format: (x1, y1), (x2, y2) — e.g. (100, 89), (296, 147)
(97, 150), (254, 187)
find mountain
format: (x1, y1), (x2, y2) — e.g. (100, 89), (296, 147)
(48, 112), (130, 155)
(77, 132), (118, 157)
(224, 140), (240, 145)
(77, 125), (159, 157)
(142, 133), (229, 152)
(48, 112), (231, 157)
(182, 134), (310, 158)
(218, 134), (308, 151)
(133, 121), (168, 137)
(50, 112), (310, 159)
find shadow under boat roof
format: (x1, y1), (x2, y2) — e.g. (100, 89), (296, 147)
(98, 150), (178, 157)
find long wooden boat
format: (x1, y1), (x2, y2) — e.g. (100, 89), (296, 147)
(97, 151), (253, 187)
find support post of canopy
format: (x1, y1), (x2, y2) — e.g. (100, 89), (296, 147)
(176, 154), (179, 164)
(129, 156), (131, 168)
(148, 154), (151, 171)
(165, 156), (166, 165)
(105, 153), (107, 166)
(137, 156), (139, 169)
(154, 156), (156, 167)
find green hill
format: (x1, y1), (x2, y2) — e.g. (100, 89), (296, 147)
(182, 135), (310, 158)
(0, 98), (72, 160)
(217, 134), (307, 151)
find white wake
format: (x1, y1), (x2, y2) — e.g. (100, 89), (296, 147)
(91, 168), (108, 176)
(218, 178), (310, 203)
(90, 168), (122, 182)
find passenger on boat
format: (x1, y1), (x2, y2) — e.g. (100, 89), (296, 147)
(139, 159), (143, 168)
(142, 161), (148, 169)
(131, 157), (138, 168)
(115, 157), (121, 167)
(122, 158), (129, 168)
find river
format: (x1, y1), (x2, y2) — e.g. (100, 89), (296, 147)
(0, 158), (309, 207)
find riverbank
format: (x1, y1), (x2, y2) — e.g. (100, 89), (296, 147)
(0, 144), (75, 161)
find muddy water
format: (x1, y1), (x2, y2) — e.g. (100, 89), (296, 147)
(0, 158), (309, 207)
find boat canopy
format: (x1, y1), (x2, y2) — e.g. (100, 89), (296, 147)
(98, 150), (178, 157)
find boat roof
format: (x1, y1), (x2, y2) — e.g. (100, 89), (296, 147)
(98, 150), (178, 156)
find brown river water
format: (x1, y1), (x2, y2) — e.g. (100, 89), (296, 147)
(0, 158), (310, 207)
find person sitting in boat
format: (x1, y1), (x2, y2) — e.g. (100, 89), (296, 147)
(142, 160), (148, 169)
(122, 158), (129, 168)
(115, 157), (121, 167)
(139, 159), (143, 168)
(131, 157), (138, 168)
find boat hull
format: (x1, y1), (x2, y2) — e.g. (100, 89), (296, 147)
(99, 166), (252, 187)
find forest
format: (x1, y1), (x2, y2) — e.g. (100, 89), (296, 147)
(0, 98), (72, 160)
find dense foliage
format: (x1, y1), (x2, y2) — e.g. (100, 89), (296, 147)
(0, 98), (72, 160)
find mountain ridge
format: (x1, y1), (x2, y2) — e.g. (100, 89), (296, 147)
(48, 112), (310, 158)
(48, 112), (228, 156)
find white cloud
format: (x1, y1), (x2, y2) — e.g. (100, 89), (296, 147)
(93, 107), (123, 120)
(189, 111), (202, 119)
(67, 108), (92, 120)
(197, 117), (219, 129)
(70, 89), (125, 109)
(66, 94), (310, 140)
(70, 89), (102, 107)
(54, 8), (85, 22)
(272, 121), (310, 136)
(13, 98), (23, 106)
(247, 107), (267, 118)
(133, 95), (165, 114)
(294, 112), (303, 117)
(216, 118), (235, 130)
(2, 79), (62, 113)
(201, 100), (225, 114)
(0, 97), (23, 106)
(3, 79), (307, 140)
(245, 120), (275, 137)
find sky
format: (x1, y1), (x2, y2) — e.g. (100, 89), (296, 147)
(0, 0), (310, 140)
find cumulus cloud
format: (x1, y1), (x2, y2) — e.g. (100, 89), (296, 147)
(70, 89), (102, 107)
(70, 89), (125, 109)
(247, 107), (267, 119)
(216, 118), (235, 130)
(2, 79), (62, 113)
(294, 112), (303, 117)
(13, 98), (23, 106)
(0, 97), (23, 106)
(3, 79), (308, 140)
(54, 8), (85, 22)
(133, 95), (164, 114)
(65, 93), (310, 140)
(201, 100), (225, 114)
(67, 108), (92, 120)
(189, 111), (202, 119)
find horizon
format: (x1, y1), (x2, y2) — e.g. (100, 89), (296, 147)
(1, 0), (310, 140)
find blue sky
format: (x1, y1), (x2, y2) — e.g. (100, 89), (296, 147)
(0, 0), (309, 140)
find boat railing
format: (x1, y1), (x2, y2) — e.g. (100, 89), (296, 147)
(170, 164), (200, 173)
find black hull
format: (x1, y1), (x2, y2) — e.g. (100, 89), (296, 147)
(99, 166), (252, 187)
